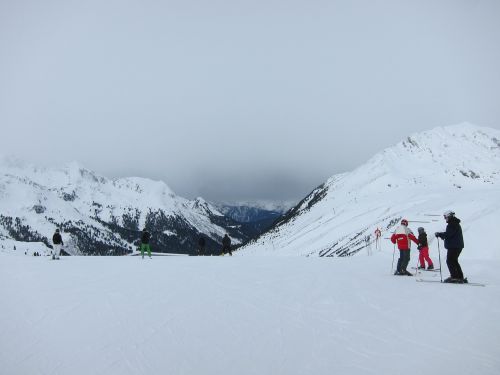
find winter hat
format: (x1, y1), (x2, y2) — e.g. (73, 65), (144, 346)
(55, 228), (60, 233)
(417, 227), (425, 233)
(401, 219), (408, 226)
(443, 210), (455, 218)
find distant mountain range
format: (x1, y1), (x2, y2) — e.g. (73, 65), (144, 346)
(3, 123), (498, 259)
(239, 123), (500, 258)
(214, 201), (294, 240)
(0, 159), (284, 255)
(216, 200), (295, 223)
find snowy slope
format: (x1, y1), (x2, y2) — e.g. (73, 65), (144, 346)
(239, 123), (500, 259)
(0, 158), (246, 255)
(1, 254), (499, 375)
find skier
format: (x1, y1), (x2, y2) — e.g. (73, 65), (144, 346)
(365, 235), (372, 256)
(198, 236), (206, 256)
(417, 227), (434, 270)
(140, 228), (152, 259)
(435, 211), (466, 283)
(391, 219), (418, 276)
(374, 228), (382, 251)
(222, 234), (232, 256)
(52, 229), (63, 260)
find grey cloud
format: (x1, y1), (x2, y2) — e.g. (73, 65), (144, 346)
(1, 0), (499, 202)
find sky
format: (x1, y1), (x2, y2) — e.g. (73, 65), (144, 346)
(1, 0), (499, 203)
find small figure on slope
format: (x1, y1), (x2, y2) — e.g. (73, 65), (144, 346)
(222, 234), (232, 256)
(417, 227), (434, 270)
(365, 235), (372, 256)
(140, 228), (152, 259)
(391, 219), (418, 276)
(435, 211), (466, 283)
(374, 228), (382, 251)
(198, 236), (206, 256)
(52, 229), (63, 260)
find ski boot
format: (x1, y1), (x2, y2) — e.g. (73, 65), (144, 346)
(427, 264), (434, 270)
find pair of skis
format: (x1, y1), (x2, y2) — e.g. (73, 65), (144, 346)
(412, 267), (440, 272)
(410, 267), (485, 286)
(416, 278), (485, 287)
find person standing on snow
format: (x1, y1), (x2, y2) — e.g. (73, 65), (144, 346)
(198, 236), (206, 256)
(374, 228), (382, 251)
(52, 228), (63, 260)
(435, 211), (466, 283)
(391, 219), (418, 276)
(222, 234), (232, 256)
(417, 227), (434, 270)
(140, 228), (152, 259)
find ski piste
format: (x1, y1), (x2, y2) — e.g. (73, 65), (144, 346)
(416, 279), (485, 287)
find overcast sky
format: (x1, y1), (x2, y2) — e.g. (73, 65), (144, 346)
(1, 0), (499, 203)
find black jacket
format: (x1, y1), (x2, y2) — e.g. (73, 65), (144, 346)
(222, 235), (231, 249)
(198, 237), (206, 247)
(417, 232), (428, 249)
(438, 217), (464, 249)
(141, 231), (151, 244)
(53, 233), (63, 245)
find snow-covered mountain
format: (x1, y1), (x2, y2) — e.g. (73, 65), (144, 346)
(0, 159), (251, 255)
(216, 201), (293, 223)
(239, 123), (500, 259)
(213, 201), (294, 241)
(216, 200), (295, 222)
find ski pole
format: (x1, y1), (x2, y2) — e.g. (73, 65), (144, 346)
(437, 238), (443, 283)
(414, 249), (420, 275)
(391, 243), (396, 274)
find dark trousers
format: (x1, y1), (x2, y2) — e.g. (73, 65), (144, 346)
(198, 246), (205, 256)
(446, 248), (464, 279)
(222, 245), (232, 255)
(396, 250), (411, 272)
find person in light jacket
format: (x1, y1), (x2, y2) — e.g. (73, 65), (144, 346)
(391, 219), (418, 276)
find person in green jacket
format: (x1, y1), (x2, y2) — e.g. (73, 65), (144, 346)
(140, 228), (152, 259)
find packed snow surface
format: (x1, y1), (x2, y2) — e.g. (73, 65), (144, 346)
(1, 252), (499, 375)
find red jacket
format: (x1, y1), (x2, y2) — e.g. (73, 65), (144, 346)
(391, 225), (418, 250)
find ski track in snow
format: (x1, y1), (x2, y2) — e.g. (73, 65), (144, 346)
(1, 253), (500, 375)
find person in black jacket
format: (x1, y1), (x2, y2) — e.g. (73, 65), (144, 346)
(140, 228), (152, 259)
(52, 229), (64, 260)
(435, 211), (465, 283)
(198, 236), (206, 256)
(417, 227), (434, 270)
(222, 234), (232, 256)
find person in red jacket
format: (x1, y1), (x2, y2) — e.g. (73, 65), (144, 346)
(391, 219), (418, 276)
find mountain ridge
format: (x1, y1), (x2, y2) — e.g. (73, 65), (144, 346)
(0, 159), (249, 255)
(239, 123), (500, 258)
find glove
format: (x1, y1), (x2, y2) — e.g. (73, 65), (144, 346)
(435, 232), (441, 239)
(417, 244), (422, 250)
